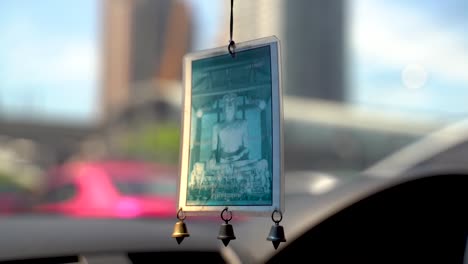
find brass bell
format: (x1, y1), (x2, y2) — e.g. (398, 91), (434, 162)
(217, 208), (236, 247)
(217, 222), (236, 247)
(267, 222), (286, 249)
(172, 209), (190, 244)
(267, 210), (286, 249)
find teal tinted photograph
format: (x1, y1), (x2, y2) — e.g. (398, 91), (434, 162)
(187, 46), (274, 206)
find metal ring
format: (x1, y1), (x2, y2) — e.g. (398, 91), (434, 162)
(271, 209), (282, 224)
(228, 40), (236, 58)
(221, 207), (233, 222)
(177, 208), (186, 221)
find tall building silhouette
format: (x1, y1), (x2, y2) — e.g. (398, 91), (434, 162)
(102, 0), (192, 122)
(221, 0), (346, 101)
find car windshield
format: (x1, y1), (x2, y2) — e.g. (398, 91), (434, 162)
(0, 0), (467, 259)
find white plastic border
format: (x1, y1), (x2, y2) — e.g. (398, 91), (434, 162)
(177, 36), (283, 215)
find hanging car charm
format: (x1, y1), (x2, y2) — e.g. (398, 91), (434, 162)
(171, 0), (285, 248)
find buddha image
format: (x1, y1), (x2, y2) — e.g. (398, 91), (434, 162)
(208, 93), (250, 169)
(188, 92), (272, 204)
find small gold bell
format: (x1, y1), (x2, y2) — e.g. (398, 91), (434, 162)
(172, 220), (190, 244)
(217, 207), (236, 247)
(172, 208), (189, 244)
(267, 210), (286, 249)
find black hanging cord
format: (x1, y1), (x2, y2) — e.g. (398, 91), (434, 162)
(228, 0), (236, 58)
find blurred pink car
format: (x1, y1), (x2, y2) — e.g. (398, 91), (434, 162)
(34, 160), (178, 219)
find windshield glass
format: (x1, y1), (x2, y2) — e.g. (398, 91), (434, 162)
(0, 0), (465, 218)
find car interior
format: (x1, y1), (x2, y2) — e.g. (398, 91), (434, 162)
(0, 173), (466, 264)
(268, 174), (468, 263)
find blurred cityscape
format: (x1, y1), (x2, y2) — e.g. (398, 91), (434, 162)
(0, 0), (462, 216)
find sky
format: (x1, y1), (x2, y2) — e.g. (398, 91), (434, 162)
(0, 0), (219, 125)
(0, 0), (467, 125)
(0, 0), (100, 124)
(184, 0), (223, 51)
(350, 0), (468, 121)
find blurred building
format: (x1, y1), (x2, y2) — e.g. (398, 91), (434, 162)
(0, 119), (96, 168)
(220, 0), (346, 101)
(102, 0), (132, 123)
(97, 0), (193, 161)
(102, 0), (192, 123)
